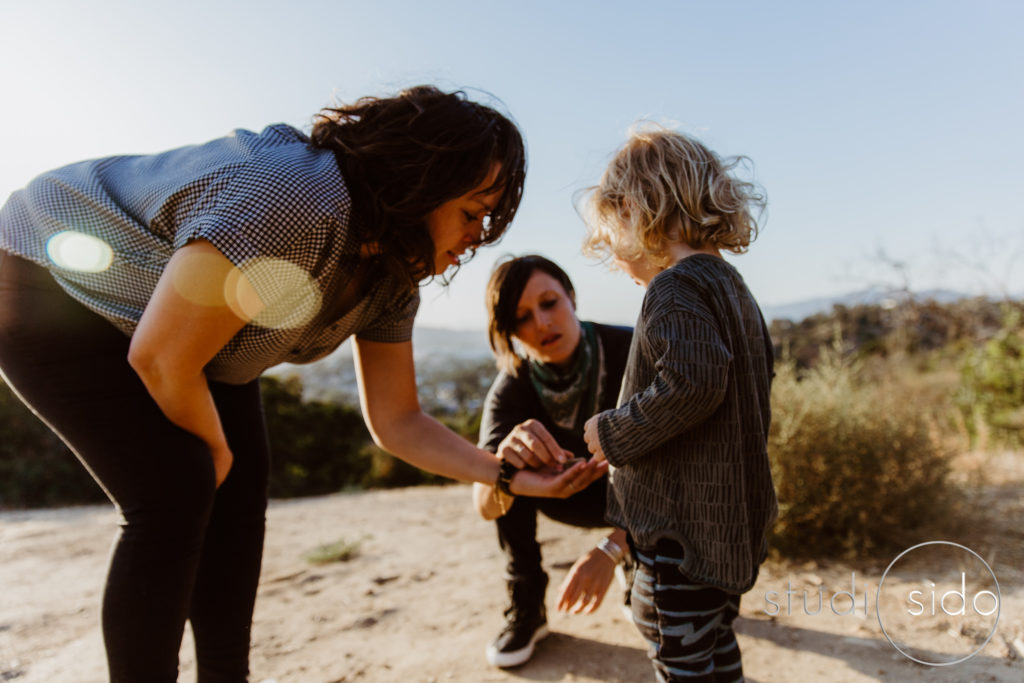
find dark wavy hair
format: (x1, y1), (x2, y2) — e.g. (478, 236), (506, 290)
(485, 254), (577, 375)
(310, 85), (527, 289)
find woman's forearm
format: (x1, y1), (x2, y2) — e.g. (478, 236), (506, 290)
(353, 340), (601, 498)
(372, 409), (501, 484)
(128, 356), (229, 452)
(127, 238), (256, 471)
(127, 354), (234, 485)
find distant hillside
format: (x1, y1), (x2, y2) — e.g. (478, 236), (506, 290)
(270, 287), (1002, 400)
(760, 287), (970, 323)
(410, 326), (493, 360)
(268, 327), (494, 403)
(769, 294), (1017, 368)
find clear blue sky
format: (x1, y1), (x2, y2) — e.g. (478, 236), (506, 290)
(2, 0), (1021, 329)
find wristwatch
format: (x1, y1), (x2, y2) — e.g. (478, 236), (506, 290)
(496, 459), (517, 496)
(597, 537), (625, 564)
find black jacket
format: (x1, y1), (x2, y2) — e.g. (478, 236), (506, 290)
(478, 322), (633, 459)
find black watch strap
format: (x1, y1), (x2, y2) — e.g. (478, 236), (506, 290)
(496, 459), (518, 496)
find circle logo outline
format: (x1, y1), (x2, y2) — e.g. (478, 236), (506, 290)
(875, 540), (1001, 666)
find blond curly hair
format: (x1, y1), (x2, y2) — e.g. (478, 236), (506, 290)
(582, 123), (765, 268)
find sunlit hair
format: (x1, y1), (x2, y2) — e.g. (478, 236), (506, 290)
(485, 254), (576, 376)
(581, 123), (765, 269)
(311, 85), (527, 289)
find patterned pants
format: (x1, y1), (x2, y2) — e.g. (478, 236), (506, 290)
(631, 540), (743, 682)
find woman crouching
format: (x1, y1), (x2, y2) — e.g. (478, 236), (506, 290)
(472, 254), (633, 667)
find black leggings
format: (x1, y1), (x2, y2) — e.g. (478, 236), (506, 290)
(0, 251), (269, 682)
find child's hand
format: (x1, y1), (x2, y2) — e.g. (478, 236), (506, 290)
(583, 415), (606, 463)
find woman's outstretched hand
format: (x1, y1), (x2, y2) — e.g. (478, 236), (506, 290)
(509, 458), (607, 499)
(496, 419), (567, 468)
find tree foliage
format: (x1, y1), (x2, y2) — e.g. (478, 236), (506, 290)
(260, 375), (374, 497)
(955, 306), (1024, 447)
(770, 297), (1011, 367)
(0, 378), (105, 508)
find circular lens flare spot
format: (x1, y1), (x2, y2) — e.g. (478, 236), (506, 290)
(236, 257), (321, 330)
(45, 231), (114, 273)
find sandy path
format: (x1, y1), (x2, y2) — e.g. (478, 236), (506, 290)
(2, 485), (1021, 682)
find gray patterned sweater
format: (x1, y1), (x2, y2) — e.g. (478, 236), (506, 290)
(597, 254), (777, 593)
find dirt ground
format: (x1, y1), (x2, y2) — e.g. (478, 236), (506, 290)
(2, 452), (1023, 683)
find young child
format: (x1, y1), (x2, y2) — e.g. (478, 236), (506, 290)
(581, 125), (777, 682)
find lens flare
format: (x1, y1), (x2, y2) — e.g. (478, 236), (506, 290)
(235, 257), (321, 329)
(45, 231), (114, 272)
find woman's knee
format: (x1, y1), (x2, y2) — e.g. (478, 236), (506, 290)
(115, 449), (219, 549)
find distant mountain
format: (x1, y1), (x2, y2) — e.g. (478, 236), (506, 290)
(410, 327), (493, 360)
(269, 288), (979, 400)
(267, 327), (494, 402)
(760, 287), (971, 323)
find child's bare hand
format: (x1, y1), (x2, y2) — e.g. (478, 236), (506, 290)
(583, 415), (606, 463)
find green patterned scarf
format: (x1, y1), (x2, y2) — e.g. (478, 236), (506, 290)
(528, 321), (605, 435)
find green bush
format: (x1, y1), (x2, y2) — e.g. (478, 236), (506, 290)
(0, 371), (465, 508)
(356, 411), (472, 489)
(0, 378), (105, 508)
(955, 306), (1024, 447)
(304, 537), (363, 565)
(358, 442), (452, 489)
(768, 346), (954, 559)
(261, 375), (375, 497)
(262, 375), (466, 495)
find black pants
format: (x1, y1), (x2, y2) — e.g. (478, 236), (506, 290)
(496, 474), (609, 584)
(0, 252), (269, 682)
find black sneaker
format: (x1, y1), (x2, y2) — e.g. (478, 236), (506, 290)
(485, 609), (549, 668)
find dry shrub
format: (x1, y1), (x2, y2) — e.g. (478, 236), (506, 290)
(768, 346), (955, 559)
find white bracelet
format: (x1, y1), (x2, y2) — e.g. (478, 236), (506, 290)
(596, 537), (625, 564)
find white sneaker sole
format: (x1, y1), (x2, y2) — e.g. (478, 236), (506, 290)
(485, 624), (550, 668)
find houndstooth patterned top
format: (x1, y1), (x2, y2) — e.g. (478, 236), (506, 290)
(0, 124), (419, 384)
(597, 254), (777, 594)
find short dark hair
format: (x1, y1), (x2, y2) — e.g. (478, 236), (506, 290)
(485, 254), (576, 375)
(311, 85), (527, 289)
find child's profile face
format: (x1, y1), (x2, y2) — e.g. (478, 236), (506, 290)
(613, 254), (661, 287)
